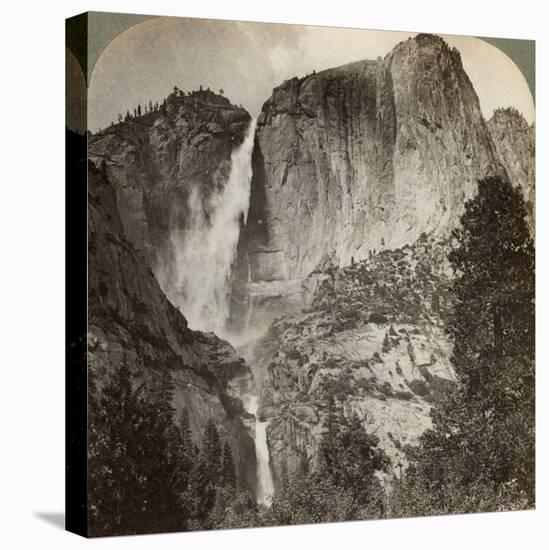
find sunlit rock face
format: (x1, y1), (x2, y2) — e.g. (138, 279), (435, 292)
(488, 107), (535, 230)
(240, 236), (456, 486)
(231, 34), (506, 331)
(89, 90), (251, 331)
(87, 162), (257, 492)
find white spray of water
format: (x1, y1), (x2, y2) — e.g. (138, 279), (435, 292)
(246, 395), (275, 506)
(169, 119), (257, 335)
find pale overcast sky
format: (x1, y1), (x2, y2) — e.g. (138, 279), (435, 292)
(88, 17), (535, 132)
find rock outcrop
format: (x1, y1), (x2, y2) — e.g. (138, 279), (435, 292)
(240, 236), (456, 487)
(87, 161), (257, 491)
(231, 34), (508, 331)
(89, 90), (251, 297)
(488, 107), (535, 229)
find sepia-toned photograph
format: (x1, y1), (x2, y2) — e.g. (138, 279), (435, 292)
(66, 12), (535, 537)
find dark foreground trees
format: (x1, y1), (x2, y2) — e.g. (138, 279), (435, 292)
(88, 361), (390, 534)
(390, 177), (535, 516)
(88, 366), (238, 536)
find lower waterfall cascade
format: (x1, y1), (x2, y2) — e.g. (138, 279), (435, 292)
(246, 395), (275, 506)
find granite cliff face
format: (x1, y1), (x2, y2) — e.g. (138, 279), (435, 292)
(229, 35), (512, 331)
(236, 35), (504, 287)
(488, 107), (535, 228)
(240, 235), (456, 486)
(89, 90), (251, 301)
(87, 161), (257, 491)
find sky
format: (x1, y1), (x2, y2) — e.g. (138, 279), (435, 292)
(88, 17), (535, 132)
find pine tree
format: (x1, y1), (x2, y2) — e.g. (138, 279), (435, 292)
(137, 104), (142, 117)
(448, 176), (534, 397)
(382, 331), (391, 353)
(180, 408), (194, 451)
(267, 402), (388, 525)
(222, 441), (236, 490)
(186, 451), (213, 522)
(186, 418), (224, 524)
(204, 418), (222, 481)
(393, 176), (535, 516)
(446, 176), (534, 498)
(88, 365), (186, 535)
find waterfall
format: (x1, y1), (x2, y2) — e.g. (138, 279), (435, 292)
(246, 395), (275, 506)
(166, 118), (273, 505)
(244, 251), (253, 334)
(168, 119), (257, 335)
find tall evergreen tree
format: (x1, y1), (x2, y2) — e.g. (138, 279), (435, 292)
(204, 418), (222, 482)
(446, 176), (534, 498)
(186, 418), (224, 525)
(392, 177), (535, 516)
(448, 176), (534, 396)
(222, 441), (236, 490)
(88, 365), (187, 535)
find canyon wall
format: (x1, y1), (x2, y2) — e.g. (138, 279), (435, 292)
(231, 33), (534, 332)
(87, 161), (257, 491)
(237, 35), (504, 284)
(86, 33), (535, 498)
(488, 107), (535, 230)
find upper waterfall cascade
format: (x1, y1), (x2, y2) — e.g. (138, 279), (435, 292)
(169, 119), (257, 335)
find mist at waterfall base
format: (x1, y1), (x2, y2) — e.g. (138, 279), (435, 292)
(164, 119), (257, 338)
